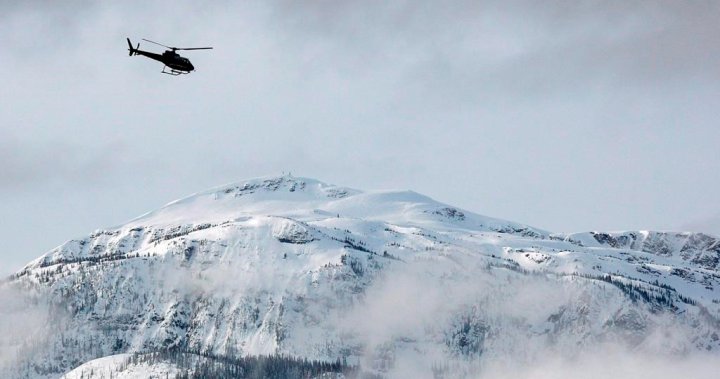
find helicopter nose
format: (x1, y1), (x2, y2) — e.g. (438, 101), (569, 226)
(189, 63), (195, 71)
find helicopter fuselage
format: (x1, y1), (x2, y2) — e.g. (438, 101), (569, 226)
(132, 49), (194, 72)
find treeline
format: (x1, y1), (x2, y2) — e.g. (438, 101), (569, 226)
(572, 272), (695, 307)
(486, 259), (697, 308)
(128, 349), (384, 379)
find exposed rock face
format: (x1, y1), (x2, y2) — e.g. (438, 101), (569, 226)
(563, 231), (720, 270)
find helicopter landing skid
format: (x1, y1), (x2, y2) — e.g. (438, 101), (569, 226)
(161, 66), (189, 76)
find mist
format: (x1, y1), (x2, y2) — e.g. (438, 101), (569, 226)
(476, 349), (720, 379)
(0, 283), (53, 371)
(330, 254), (719, 378)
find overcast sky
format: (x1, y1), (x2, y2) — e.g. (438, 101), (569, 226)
(1, 1), (719, 275)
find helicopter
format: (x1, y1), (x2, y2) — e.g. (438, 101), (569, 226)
(127, 38), (212, 75)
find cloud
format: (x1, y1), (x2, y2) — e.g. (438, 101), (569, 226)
(680, 212), (720, 237)
(0, 284), (53, 371)
(0, 135), (127, 191)
(328, 253), (717, 377)
(269, 1), (720, 97)
(476, 348), (720, 379)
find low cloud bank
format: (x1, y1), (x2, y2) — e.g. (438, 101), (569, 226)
(334, 257), (719, 378)
(476, 348), (720, 379)
(0, 284), (52, 370)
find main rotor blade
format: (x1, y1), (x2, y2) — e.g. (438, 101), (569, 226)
(142, 38), (174, 49)
(176, 47), (213, 51)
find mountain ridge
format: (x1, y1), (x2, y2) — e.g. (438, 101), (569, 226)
(3, 175), (720, 378)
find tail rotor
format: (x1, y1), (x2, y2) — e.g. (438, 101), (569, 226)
(127, 38), (138, 56)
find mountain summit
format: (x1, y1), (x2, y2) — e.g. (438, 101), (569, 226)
(3, 175), (720, 378)
(125, 174), (546, 235)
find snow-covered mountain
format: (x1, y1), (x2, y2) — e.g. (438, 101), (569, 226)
(2, 175), (719, 378)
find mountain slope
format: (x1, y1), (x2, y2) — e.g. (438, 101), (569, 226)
(2, 175), (719, 378)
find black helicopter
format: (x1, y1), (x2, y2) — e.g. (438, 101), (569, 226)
(127, 38), (212, 75)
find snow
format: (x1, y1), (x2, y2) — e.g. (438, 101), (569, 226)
(61, 354), (182, 379)
(4, 175), (720, 378)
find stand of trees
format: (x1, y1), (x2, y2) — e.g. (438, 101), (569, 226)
(129, 349), (384, 379)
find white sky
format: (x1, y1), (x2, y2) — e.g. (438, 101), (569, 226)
(1, 1), (719, 275)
